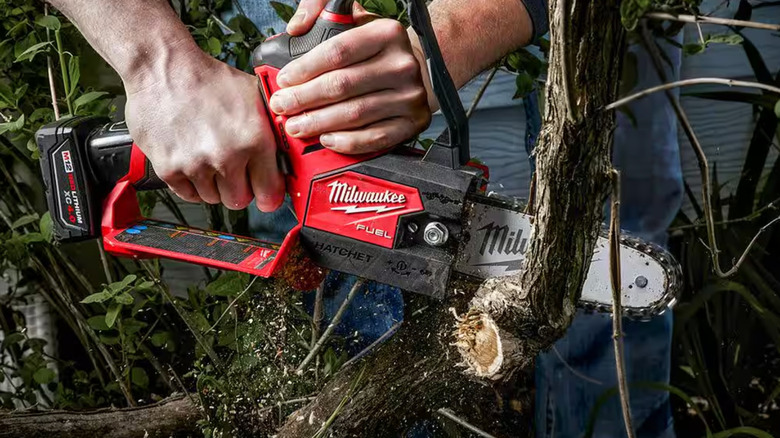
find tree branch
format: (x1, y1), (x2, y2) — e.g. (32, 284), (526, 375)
(609, 169), (634, 438)
(0, 396), (202, 438)
(605, 78), (780, 111)
(645, 12), (780, 32)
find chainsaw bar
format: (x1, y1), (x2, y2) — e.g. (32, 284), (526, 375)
(455, 194), (683, 321)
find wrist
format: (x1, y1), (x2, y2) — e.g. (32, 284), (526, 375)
(121, 33), (205, 95)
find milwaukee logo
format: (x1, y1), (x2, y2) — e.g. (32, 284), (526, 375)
(478, 222), (529, 256)
(328, 181), (406, 214)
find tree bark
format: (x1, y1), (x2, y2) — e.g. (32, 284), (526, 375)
(0, 396), (202, 438)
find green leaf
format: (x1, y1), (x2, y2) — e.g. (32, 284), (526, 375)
(706, 33), (744, 46)
(99, 334), (120, 345)
(29, 107), (53, 123)
(73, 91), (108, 113)
(81, 291), (111, 304)
(205, 272), (248, 297)
(225, 31), (245, 43)
(105, 304), (121, 328)
(150, 331), (171, 348)
(119, 274), (138, 289)
(513, 72), (534, 99)
(2, 332), (25, 350)
(67, 55), (80, 97)
(39, 212), (53, 242)
(14, 41), (51, 63)
(775, 99), (780, 119)
(33, 367), (56, 385)
(20, 233), (46, 244)
(114, 292), (134, 305)
(683, 43), (705, 56)
(87, 315), (110, 331)
(270, 1), (296, 22)
(0, 114), (25, 135)
(11, 213), (39, 230)
(35, 15), (61, 31)
(207, 37), (222, 56)
(131, 367), (149, 388)
(136, 280), (155, 290)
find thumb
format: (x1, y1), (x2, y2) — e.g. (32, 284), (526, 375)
(286, 0), (328, 36)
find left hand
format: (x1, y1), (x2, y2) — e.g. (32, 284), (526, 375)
(268, 1), (431, 154)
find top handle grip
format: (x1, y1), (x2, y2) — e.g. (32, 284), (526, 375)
(252, 0), (355, 69)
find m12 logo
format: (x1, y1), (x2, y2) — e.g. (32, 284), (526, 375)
(305, 171), (424, 248)
(62, 150), (74, 173)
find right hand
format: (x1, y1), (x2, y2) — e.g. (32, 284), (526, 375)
(123, 48), (284, 213)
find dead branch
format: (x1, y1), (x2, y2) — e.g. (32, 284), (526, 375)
(645, 11), (780, 32)
(0, 396), (202, 438)
(606, 78), (780, 111)
(608, 169), (634, 438)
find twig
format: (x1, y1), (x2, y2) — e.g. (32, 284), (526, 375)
(310, 279), (325, 349)
(207, 275), (258, 332)
(53, 29), (72, 116)
(606, 78), (780, 111)
(669, 197), (780, 231)
(96, 242), (113, 284)
(436, 408), (497, 438)
(297, 278), (365, 374)
(342, 321), (402, 369)
(44, 4), (60, 120)
(645, 12), (780, 32)
(0, 112), (9, 123)
(466, 65), (499, 119)
(258, 395), (317, 414)
(608, 169), (635, 438)
(639, 22), (780, 277)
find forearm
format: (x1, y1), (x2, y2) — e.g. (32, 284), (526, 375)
(409, 0), (541, 110)
(48, 0), (201, 92)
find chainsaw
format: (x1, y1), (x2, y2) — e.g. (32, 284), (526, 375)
(35, 0), (681, 319)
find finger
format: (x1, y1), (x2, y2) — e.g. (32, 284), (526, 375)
(270, 56), (404, 115)
(166, 177), (202, 204)
(190, 173), (221, 205)
(215, 166), (254, 210)
(276, 19), (406, 88)
(320, 117), (423, 154)
(248, 156), (285, 213)
(287, 0), (329, 36)
(285, 89), (423, 138)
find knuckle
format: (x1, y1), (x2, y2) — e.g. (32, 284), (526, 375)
(378, 19), (405, 40)
(327, 73), (351, 97)
(345, 100), (368, 123)
(325, 40), (348, 67)
(394, 55), (420, 79)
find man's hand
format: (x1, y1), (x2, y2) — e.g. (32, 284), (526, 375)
(268, 2), (431, 153)
(49, 0), (285, 212)
(125, 51), (284, 212)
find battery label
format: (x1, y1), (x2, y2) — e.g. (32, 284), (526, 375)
(53, 139), (88, 232)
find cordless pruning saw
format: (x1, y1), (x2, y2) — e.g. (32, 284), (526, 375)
(35, 0), (681, 319)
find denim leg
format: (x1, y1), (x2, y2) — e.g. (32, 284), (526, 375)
(534, 310), (674, 438)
